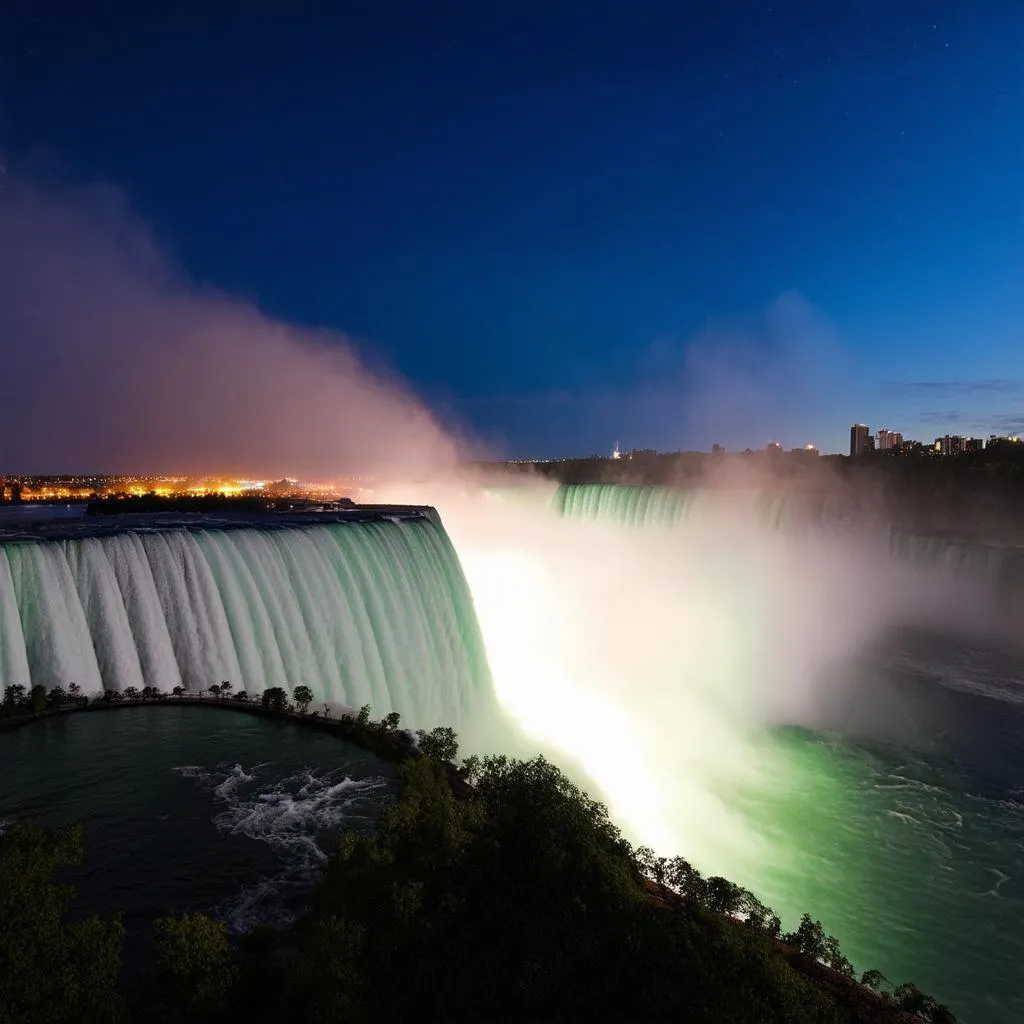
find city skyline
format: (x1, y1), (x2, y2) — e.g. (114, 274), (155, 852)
(3, 5), (1024, 468)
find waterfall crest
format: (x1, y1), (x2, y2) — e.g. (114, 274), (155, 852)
(0, 518), (491, 727)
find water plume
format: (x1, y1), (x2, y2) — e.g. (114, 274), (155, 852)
(0, 171), (473, 479)
(381, 477), (1012, 894)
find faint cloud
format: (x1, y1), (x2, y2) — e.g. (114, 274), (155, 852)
(917, 409), (969, 425)
(462, 292), (854, 454)
(675, 291), (853, 450)
(891, 379), (1024, 396)
(989, 414), (1024, 435)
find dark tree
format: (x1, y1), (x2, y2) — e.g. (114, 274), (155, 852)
(4, 683), (26, 706)
(261, 687), (288, 713)
(0, 821), (124, 1023)
(415, 725), (459, 762)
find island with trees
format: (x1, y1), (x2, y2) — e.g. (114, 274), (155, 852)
(0, 683), (956, 1023)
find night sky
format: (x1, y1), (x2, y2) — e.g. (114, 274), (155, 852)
(3, 1), (1024, 459)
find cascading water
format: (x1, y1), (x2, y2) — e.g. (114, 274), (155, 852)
(555, 482), (1024, 622)
(373, 479), (1024, 1024)
(3, 487), (1021, 1021)
(0, 516), (491, 730)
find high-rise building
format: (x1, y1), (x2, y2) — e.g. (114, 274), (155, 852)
(935, 435), (967, 456)
(850, 423), (871, 457)
(876, 428), (903, 451)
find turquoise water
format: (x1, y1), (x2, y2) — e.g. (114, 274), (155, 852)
(2, 487), (1021, 1021)
(546, 483), (1024, 1024)
(0, 517), (492, 730)
(748, 657), (1024, 1024)
(0, 706), (396, 975)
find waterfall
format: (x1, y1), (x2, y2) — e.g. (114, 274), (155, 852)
(549, 483), (1024, 625)
(0, 517), (491, 728)
(552, 483), (842, 532)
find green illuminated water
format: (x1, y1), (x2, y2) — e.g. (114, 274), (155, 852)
(546, 483), (1024, 1024)
(2, 492), (1021, 1021)
(0, 516), (491, 730)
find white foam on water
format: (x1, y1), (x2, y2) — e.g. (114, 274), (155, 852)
(175, 761), (392, 932)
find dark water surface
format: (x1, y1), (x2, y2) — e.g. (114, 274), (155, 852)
(0, 706), (396, 975)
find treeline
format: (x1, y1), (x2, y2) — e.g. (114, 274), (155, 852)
(0, 705), (956, 1024)
(1, 682), (88, 719)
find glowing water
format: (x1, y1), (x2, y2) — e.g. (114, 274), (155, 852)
(554, 481), (843, 531)
(0, 518), (490, 730)
(3, 485), (1019, 1020)
(436, 482), (1022, 1024)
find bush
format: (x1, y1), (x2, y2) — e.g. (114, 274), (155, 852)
(415, 725), (459, 762)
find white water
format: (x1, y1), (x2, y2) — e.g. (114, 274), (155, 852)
(0, 519), (490, 731)
(175, 760), (391, 932)
(380, 481), (1017, 885)
(3, 487), (1017, 896)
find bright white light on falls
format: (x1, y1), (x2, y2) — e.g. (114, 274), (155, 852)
(457, 545), (678, 854)
(384, 483), (798, 872)
(379, 481), (994, 882)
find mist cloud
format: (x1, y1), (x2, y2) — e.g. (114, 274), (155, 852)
(0, 174), (474, 478)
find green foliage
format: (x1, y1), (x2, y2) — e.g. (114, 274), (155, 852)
(260, 687), (288, 712)
(459, 753), (481, 783)
(381, 711), (401, 731)
(0, 709), (957, 1024)
(3, 683), (25, 706)
(784, 914), (828, 961)
(144, 912), (238, 1022)
(704, 875), (747, 916)
(0, 820), (124, 1024)
(415, 725), (459, 762)
(860, 968), (887, 991)
(262, 753), (845, 1024)
(293, 685), (313, 713)
(892, 983), (958, 1024)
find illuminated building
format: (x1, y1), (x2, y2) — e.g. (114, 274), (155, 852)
(935, 435), (967, 456)
(876, 428), (903, 451)
(849, 424), (871, 457)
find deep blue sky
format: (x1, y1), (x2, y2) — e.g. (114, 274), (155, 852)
(3, 1), (1024, 457)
